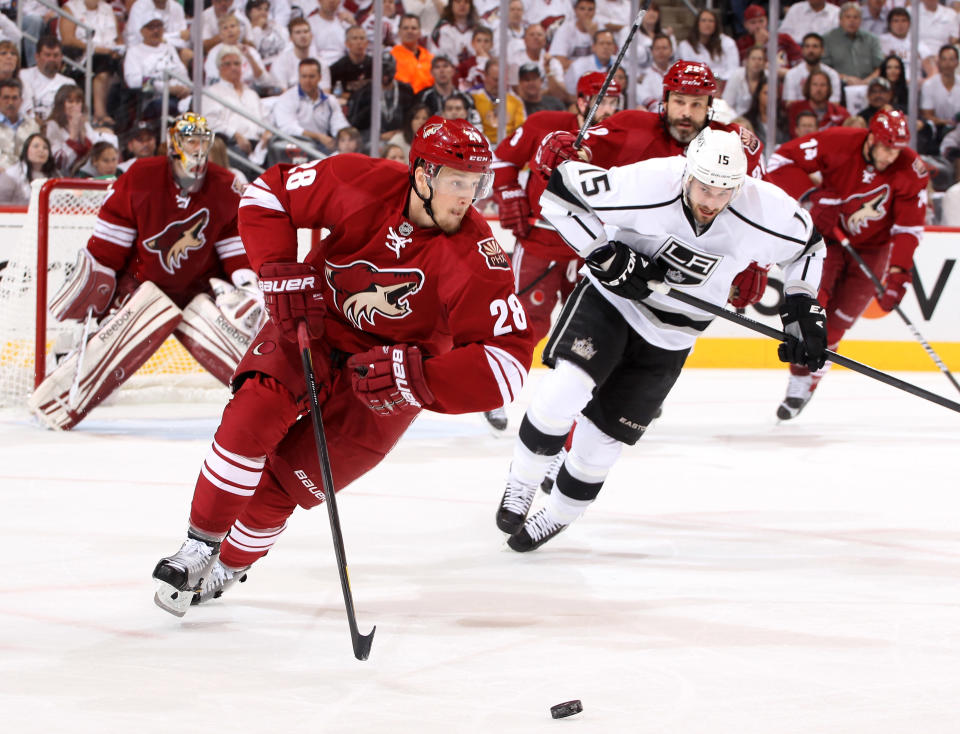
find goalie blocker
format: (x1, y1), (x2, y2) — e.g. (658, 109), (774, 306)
(29, 281), (263, 430)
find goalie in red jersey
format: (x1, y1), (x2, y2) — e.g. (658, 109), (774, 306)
(764, 109), (929, 420)
(152, 117), (535, 617)
(28, 113), (263, 431)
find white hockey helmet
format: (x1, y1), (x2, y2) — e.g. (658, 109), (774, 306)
(682, 127), (747, 195)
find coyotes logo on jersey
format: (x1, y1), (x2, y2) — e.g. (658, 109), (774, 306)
(325, 260), (425, 329)
(842, 185), (889, 236)
(143, 209), (210, 275)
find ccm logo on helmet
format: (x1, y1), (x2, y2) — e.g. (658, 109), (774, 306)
(260, 276), (316, 292)
(392, 347), (423, 408)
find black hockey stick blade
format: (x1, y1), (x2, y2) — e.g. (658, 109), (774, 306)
(297, 321), (376, 661)
(658, 285), (960, 415)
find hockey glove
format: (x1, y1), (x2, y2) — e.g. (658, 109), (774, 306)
(258, 261), (325, 341)
(587, 241), (665, 301)
(495, 184), (532, 238)
(808, 190), (842, 238)
(347, 344), (435, 417)
(532, 130), (591, 180)
(878, 267), (910, 312)
(728, 262), (769, 308)
(50, 248), (117, 322)
(777, 293), (828, 371)
(210, 275), (267, 338)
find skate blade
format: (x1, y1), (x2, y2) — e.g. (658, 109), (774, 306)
(154, 579), (193, 618)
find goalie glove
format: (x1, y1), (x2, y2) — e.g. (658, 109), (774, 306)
(586, 241), (665, 301)
(777, 293), (827, 371)
(258, 262), (325, 341)
(346, 344), (435, 417)
(495, 184), (531, 238)
(210, 270), (266, 339)
(50, 248), (117, 321)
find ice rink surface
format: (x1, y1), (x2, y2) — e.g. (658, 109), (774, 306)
(2, 367), (959, 733)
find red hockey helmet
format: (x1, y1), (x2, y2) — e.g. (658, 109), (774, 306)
(409, 116), (494, 199)
(576, 71), (622, 99)
(869, 109), (910, 149)
(662, 60), (718, 101)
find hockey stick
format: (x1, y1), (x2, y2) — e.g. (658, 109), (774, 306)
(68, 306), (95, 408)
(574, 4), (648, 149)
(831, 228), (960, 395)
(296, 321), (376, 661)
(655, 285), (960, 415)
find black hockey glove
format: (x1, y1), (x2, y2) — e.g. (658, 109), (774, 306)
(777, 293), (827, 371)
(586, 241), (666, 301)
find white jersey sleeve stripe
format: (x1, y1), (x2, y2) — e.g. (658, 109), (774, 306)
(240, 182), (286, 213)
(890, 224), (923, 238)
(92, 221), (136, 247)
(205, 445), (263, 487)
(484, 344), (526, 404)
(94, 219), (137, 236)
(214, 236), (245, 259)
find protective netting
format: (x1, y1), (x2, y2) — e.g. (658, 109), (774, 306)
(0, 178), (224, 410)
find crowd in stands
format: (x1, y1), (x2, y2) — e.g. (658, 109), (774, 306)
(1, 0), (960, 216)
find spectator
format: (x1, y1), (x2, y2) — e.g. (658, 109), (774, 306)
(382, 141), (406, 160)
(723, 45), (767, 117)
(523, 0), (573, 37)
(550, 0), (599, 72)
(122, 15), (192, 119)
(794, 108), (819, 137)
(272, 18), (330, 92)
(564, 29), (616, 96)
(880, 53), (909, 109)
(417, 54), (460, 113)
(744, 73), (787, 147)
(857, 75), (896, 123)
(512, 23), (566, 100)
(676, 9), (739, 84)
(431, 0), (478, 64)
(881, 7), (937, 80)
(330, 25), (373, 101)
(492, 0), (526, 58)
(347, 52), (416, 145)
(273, 58), (349, 154)
(384, 100), (430, 154)
(782, 32), (842, 104)
(921, 45), (960, 129)
(779, 0), (841, 45)
(334, 125), (361, 154)
(636, 32), (673, 109)
(75, 139), (120, 178)
(246, 0), (289, 65)
(636, 2), (675, 54)
(457, 26), (494, 91)
(860, 0), (887, 37)
(0, 42), (33, 121)
(19, 37), (74, 122)
(442, 90), (475, 119)
(939, 124), (960, 184)
(18, 1), (57, 67)
(787, 69), (850, 136)
(202, 0), (253, 55)
(117, 119), (159, 172)
(0, 79), (40, 169)
(59, 0), (123, 126)
(203, 46), (271, 171)
(362, 0), (400, 47)
(308, 0), (350, 69)
(44, 84), (99, 172)
(205, 14), (270, 90)
(392, 14), (435, 94)
(596, 0), (630, 32)
(126, 0), (190, 58)
(0, 133), (59, 205)
(736, 4), (802, 73)
(918, 0), (959, 51)
(515, 62), (565, 114)
(471, 59), (524, 143)
(822, 3), (884, 87)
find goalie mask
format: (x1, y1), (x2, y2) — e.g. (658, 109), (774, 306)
(168, 112), (214, 194)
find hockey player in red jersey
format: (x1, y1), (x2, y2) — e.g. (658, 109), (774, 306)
(152, 117), (535, 616)
(28, 113), (262, 430)
(764, 109), (929, 419)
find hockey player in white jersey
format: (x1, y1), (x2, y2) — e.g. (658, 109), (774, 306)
(496, 128), (828, 551)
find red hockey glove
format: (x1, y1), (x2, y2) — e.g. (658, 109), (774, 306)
(347, 344), (435, 417)
(808, 190), (842, 237)
(878, 268), (910, 312)
(258, 261), (325, 341)
(728, 262), (769, 308)
(778, 293), (827, 371)
(495, 184), (532, 238)
(532, 130), (591, 180)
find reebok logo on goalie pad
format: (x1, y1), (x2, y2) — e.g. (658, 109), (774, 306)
(657, 238), (721, 287)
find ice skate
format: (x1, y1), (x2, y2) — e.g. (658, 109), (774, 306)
(483, 407), (508, 432)
(152, 533), (221, 617)
(540, 449), (566, 494)
(496, 477), (538, 534)
(192, 559), (249, 605)
(507, 506), (568, 552)
(776, 373), (815, 420)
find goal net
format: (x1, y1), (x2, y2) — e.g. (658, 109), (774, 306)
(0, 177), (224, 410)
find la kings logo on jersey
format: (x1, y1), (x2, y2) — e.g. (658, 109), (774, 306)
(657, 237), (722, 286)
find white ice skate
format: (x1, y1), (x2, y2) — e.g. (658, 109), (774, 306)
(777, 373), (815, 420)
(192, 559), (249, 606)
(152, 534), (220, 617)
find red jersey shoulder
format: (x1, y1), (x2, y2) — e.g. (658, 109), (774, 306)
(710, 119), (762, 158)
(203, 162), (245, 199)
(457, 208), (513, 275)
(892, 147), (928, 192)
(814, 126), (869, 158)
(116, 156), (170, 191)
(496, 111), (578, 164)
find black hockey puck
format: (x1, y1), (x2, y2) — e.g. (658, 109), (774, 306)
(550, 700), (583, 719)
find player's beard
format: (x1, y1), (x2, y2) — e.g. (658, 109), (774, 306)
(666, 112), (706, 145)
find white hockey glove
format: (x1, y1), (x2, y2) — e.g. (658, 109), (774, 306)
(210, 270), (266, 339)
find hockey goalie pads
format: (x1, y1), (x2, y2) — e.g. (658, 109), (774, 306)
(175, 282), (265, 386)
(27, 281), (182, 430)
(50, 248), (118, 321)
